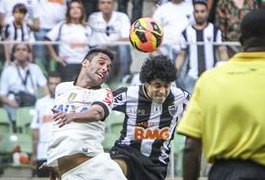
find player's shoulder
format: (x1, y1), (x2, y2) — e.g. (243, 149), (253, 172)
(199, 63), (228, 82)
(171, 86), (190, 99)
(113, 11), (129, 18)
(89, 12), (101, 19)
(96, 87), (112, 94)
(56, 82), (74, 93)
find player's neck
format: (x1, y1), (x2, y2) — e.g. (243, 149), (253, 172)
(75, 77), (93, 89)
(15, 60), (28, 69)
(193, 22), (208, 30)
(102, 13), (112, 22)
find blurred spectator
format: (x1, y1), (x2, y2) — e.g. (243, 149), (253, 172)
(34, 0), (67, 74)
(176, 0), (228, 93)
(88, 0), (132, 83)
(31, 72), (61, 178)
(2, 3), (35, 65)
(0, 0), (40, 31)
(207, 0), (219, 23)
(153, 0), (194, 60)
(0, 43), (48, 133)
(117, 0), (143, 23)
(215, 0), (258, 55)
(45, 0), (91, 82)
(80, 0), (99, 19)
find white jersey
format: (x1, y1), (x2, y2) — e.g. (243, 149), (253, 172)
(30, 95), (55, 160)
(46, 22), (91, 64)
(88, 11), (130, 46)
(47, 82), (113, 167)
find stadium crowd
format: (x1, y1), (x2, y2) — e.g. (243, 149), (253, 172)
(0, 0), (264, 179)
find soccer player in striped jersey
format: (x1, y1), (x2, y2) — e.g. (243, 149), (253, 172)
(47, 48), (126, 180)
(110, 55), (190, 180)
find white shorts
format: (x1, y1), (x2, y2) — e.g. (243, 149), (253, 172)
(62, 153), (127, 180)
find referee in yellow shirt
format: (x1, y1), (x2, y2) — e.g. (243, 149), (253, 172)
(177, 9), (265, 180)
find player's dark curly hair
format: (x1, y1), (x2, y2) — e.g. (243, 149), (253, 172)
(140, 55), (177, 83)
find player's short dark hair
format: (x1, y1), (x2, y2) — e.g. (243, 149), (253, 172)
(140, 55), (177, 83)
(193, 0), (208, 8)
(84, 48), (114, 62)
(12, 3), (27, 15)
(240, 10), (265, 48)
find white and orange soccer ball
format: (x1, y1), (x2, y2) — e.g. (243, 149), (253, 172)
(129, 17), (163, 53)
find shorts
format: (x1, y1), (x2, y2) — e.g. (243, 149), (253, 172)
(209, 159), (265, 180)
(36, 159), (49, 177)
(62, 153), (126, 180)
(110, 144), (167, 180)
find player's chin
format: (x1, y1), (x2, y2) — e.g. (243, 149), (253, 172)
(94, 77), (105, 86)
(154, 97), (166, 104)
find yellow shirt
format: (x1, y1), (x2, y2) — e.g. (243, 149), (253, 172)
(177, 52), (265, 165)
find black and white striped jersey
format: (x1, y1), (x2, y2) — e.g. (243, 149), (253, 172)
(112, 85), (190, 165)
(3, 21), (33, 41)
(180, 23), (223, 78)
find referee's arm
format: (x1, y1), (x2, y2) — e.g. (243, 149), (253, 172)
(183, 136), (202, 180)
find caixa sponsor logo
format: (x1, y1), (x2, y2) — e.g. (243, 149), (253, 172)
(134, 127), (170, 140)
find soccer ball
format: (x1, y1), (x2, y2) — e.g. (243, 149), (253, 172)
(129, 17), (163, 53)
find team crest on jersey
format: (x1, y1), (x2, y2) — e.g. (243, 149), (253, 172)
(207, 36), (213, 41)
(168, 104), (178, 117)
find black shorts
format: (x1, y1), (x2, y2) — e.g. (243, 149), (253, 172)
(209, 159), (265, 180)
(36, 160), (49, 177)
(110, 144), (167, 180)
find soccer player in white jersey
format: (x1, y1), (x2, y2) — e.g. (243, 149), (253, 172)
(47, 48), (126, 180)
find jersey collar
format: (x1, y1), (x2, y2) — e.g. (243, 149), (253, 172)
(232, 52), (265, 62)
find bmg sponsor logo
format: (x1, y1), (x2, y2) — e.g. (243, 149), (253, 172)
(134, 127), (170, 140)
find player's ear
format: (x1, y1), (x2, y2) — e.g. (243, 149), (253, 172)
(82, 58), (90, 67)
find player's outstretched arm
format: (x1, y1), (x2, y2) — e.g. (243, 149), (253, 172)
(52, 104), (105, 128)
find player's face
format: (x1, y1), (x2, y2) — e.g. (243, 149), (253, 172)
(13, 9), (25, 22)
(99, 0), (114, 14)
(85, 53), (112, 86)
(48, 77), (61, 97)
(13, 44), (30, 62)
(193, 4), (208, 25)
(145, 79), (171, 104)
(69, 2), (83, 20)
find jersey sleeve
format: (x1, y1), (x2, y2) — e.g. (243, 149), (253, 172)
(45, 22), (64, 41)
(112, 87), (128, 112)
(183, 90), (191, 108)
(91, 88), (113, 120)
(177, 83), (202, 139)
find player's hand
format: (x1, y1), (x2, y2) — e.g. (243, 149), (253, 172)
(52, 109), (72, 128)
